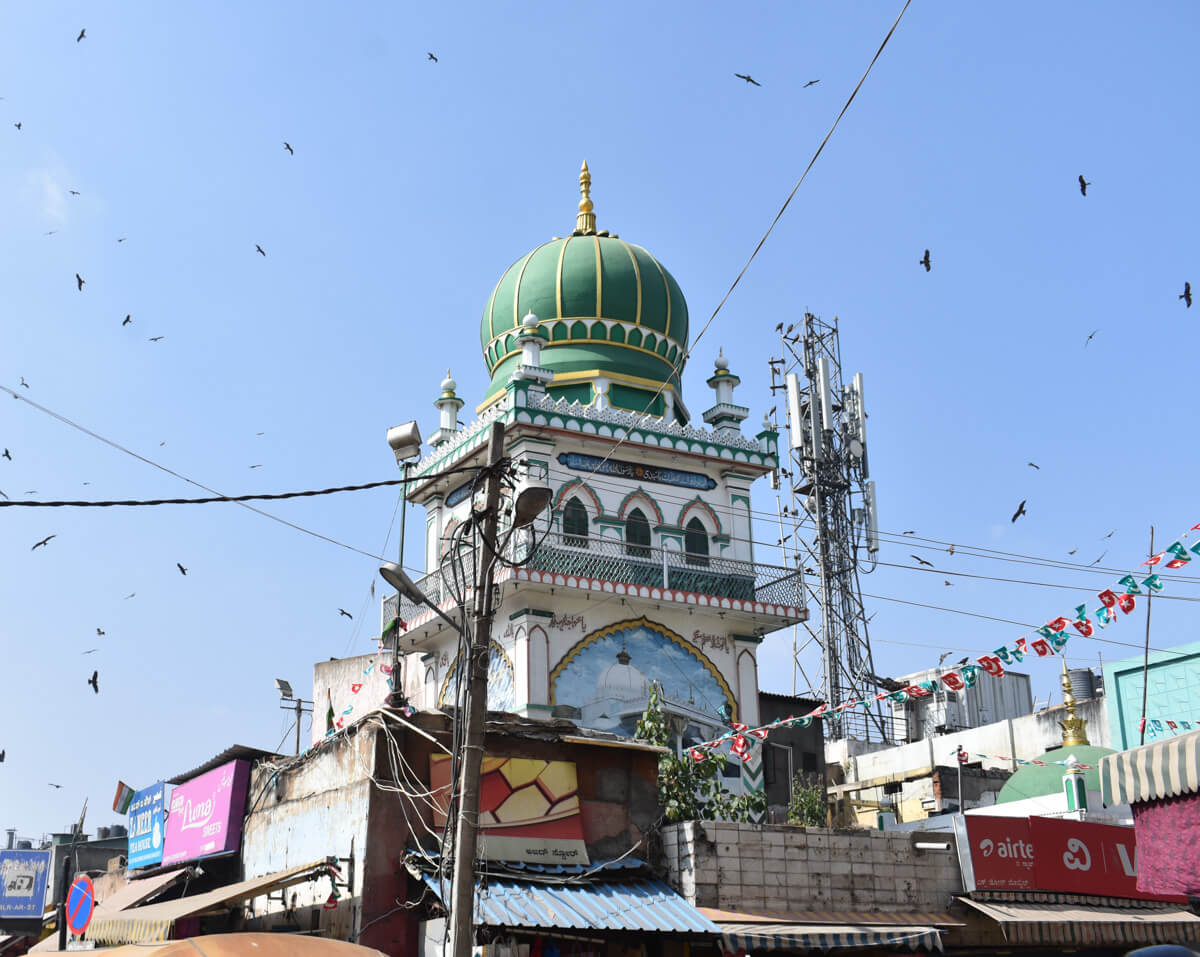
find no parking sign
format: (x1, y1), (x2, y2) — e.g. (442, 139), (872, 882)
(66, 874), (95, 937)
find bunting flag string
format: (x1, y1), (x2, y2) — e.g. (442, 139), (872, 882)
(686, 521), (1196, 765)
(950, 748), (1094, 770)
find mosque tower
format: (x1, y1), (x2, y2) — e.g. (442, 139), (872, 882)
(383, 164), (808, 805)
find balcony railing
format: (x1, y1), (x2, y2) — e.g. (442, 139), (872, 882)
(382, 530), (805, 629)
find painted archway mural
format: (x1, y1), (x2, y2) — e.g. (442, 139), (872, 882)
(438, 641), (515, 712)
(549, 617), (735, 735)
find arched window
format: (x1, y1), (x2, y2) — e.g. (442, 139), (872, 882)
(685, 517), (710, 566)
(626, 508), (652, 558)
(563, 497), (588, 547)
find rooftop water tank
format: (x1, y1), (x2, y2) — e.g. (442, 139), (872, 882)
(110, 824), (127, 837)
(1069, 668), (1096, 701)
(96, 826), (112, 840)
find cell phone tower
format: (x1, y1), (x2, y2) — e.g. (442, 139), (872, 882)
(770, 312), (894, 741)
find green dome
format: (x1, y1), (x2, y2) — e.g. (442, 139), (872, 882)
(995, 745), (1116, 804)
(478, 164), (690, 417)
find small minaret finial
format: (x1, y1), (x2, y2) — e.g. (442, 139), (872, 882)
(1058, 657), (1091, 747)
(576, 160), (596, 234)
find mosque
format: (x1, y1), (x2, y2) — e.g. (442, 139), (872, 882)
(380, 163), (808, 800)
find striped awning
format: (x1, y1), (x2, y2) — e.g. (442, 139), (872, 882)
(719, 922), (942, 952)
(81, 861), (331, 947)
(958, 897), (1200, 947)
(1100, 728), (1200, 806)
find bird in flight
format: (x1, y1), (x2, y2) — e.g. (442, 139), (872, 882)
(338, 608), (353, 619)
(88, 670), (99, 694)
(32, 535), (56, 551)
(1079, 175), (1092, 196)
(123, 315), (132, 326)
(82, 649), (97, 655)
(0, 749), (4, 762)
(734, 73), (761, 86)
(1085, 329), (1099, 347)
(1068, 548), (1078, 555)
(117, 237), (127, 243)
(947, 544), (956, 555)
(49, 782), (63, 789)
(919, 249), (931, 272)
(96, 627), (105, 636)
(1104, 529), (1116, 538)
(1182, 282), (1192, 308)
(803, 79), (820, 88)
(45, 230), (57, 236)
(1011, 500), (1027, 523)
(76, 28), (86, 42)
(256, 244), (266, 256)
(69, 189), (80, 196)
(176, 562), (187, 576)
(124, 592), (136, 599)
(76, 273), (85, 291)
(944, 580), (953, 586)
(13, 122), (21, 130)
(902, 530), (915, 535)
(1027, 462), (1040, 469)
(283, 142), (294, 155)
(911, 554), (933, 567)
(249, 464), (263, 469)
(1091, 551), (1107, 566)
(19, 377), (29, 389)
(256, 431), (265, 436)
(2, 448), (10, 460)
(937, 651), (952, 666)
(427, 52), (438, 62)
(148, 336), (164, 342)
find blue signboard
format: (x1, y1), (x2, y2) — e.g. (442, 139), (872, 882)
(126, 782), (173, 869)
(0, 849), (51, 920)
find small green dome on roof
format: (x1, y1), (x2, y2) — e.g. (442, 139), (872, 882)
(995, 744), (1116, 803)
(479, 163), (690, 416)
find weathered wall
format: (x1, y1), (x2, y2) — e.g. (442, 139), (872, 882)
(757, 693), (824, 820)
(242, 724), (381, 942)
(659, 821), (962, 913)
(311, 654), (392, 748)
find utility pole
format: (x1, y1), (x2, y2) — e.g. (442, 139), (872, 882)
(449, 420), (505, 957)
(1139, 525), (1155, 745)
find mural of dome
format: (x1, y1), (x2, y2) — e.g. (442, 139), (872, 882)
(479, 162), (690, 420)
(596, 648), (650, 701)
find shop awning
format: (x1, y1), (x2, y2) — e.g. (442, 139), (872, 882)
(418, 872), (719, 935)
(958, 896), (1200, 947)
(78, 861), (331, 947)
(1100, 729), (1200, 806)
(719, 922), (942, 952)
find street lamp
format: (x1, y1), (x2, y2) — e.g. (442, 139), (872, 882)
(385, 420), (423, 685)
(378, 562), (463, 635)
(276, 678), (313, 756)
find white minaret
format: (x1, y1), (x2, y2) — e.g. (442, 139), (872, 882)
(511, 312), (554, 393)
(430, 369), (465, 448)
(702, 349), (749, 433)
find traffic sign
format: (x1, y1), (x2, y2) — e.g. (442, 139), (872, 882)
(66, 875), (95, 936)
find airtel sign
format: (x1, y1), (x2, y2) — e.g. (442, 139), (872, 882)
(961, 816), (1186, 902)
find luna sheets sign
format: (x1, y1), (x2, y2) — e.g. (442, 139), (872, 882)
(430, 755), (590, 865)
(127, 782), (174, 869)
(0, 849), (52, 923)
(161, 759), (251, 865)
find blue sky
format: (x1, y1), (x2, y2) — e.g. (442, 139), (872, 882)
(2, 2), (1198, 835)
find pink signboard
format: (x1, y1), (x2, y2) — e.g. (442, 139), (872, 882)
(161, 759), (250, 865)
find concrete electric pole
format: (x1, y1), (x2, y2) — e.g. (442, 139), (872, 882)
(448, 419), (505, 957)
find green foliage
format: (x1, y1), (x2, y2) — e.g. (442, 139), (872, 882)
(635, 681), (767, 824)
(787, 772), (827, 827)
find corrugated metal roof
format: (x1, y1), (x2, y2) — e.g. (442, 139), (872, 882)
(420, 873), (719, 935)
(167, 744), (280, 784)
(1100, 728), (1200, 806)
(958, 897), (1200, 947)
(719, 922), (943, 952)
(698, 907), (963, 927)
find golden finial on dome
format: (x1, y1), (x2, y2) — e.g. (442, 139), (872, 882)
(576, 160), (596, 235)
(1059, 656), (1091, 747)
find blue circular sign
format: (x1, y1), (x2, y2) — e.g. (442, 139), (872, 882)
(66, 875), (95, 936)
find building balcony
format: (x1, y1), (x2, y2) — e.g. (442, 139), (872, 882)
(382, 531), (807, 643)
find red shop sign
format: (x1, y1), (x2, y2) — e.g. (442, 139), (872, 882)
(963, 816), (1036, 890)
(962, 816), (1186, 902)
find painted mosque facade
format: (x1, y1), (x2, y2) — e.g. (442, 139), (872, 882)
(382, 165), (807, 792)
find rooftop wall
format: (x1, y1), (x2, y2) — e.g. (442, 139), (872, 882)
(660, 821), (962, 914)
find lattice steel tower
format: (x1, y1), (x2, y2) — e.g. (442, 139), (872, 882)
(771, 312), (892, 741)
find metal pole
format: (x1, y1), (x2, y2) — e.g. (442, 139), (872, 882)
(449, 420), (505, 957)
(394, 461), (413, 691)
(1139, 525), (1155, 745)
(295, 698), (303, 756)
(956, 747), (963, 813)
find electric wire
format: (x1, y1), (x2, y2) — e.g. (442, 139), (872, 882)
(568, 0), (912, 479)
